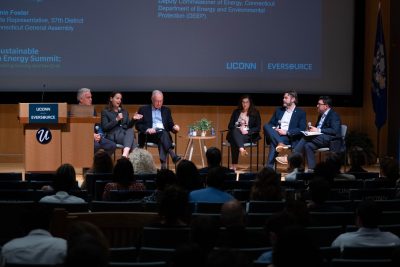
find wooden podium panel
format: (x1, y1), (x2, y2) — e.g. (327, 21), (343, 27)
(24, 125), (62, 172)
(62, 117), (99, 169)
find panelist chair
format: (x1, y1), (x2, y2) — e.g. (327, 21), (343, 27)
(138, 132), (178, 169)
(220, 130), (259, 172)
(315, 124), (348, 170)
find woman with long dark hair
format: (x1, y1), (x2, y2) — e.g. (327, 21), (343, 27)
(101, 91), (142, 158)
(226, 95), (261, 171)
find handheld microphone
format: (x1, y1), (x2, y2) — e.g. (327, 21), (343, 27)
(277, 120), (281, 129)
(308, 122), (312, 129)
(118, 107), (122, 126)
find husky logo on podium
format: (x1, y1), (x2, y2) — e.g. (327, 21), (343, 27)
(36, 128), (52, 144)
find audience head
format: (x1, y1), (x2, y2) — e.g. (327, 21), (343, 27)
(129, 148), (157, 174)
(159, 185), (189, 226)
(308, 177), (331, 205)
(206, 147), (222, 168)
(190, 215), (219, 255)
(77, 87), (92, 105)
(91, 149), (114, 173)
(220, 199), (245, 227)
(284, 199), (310, 226)
(155, 168), (177, 191)
(176, 159), (203, 191)
(272, 225), (322, 267)
(250, 167), (282, 201)
(265, 211), (297, 246)
(380, 156), (399, 182)
(356, 199), (381, 228)
(65, 221), (109, 267)
(54, 163), (77, 192)
(287, 152), (304, 172)
(206, 167), (227, 190)
(169, 243), (204, 267)
(113, 157), (134, 186)
(206, 248), (250, 267)
(349, 147), (367, 170)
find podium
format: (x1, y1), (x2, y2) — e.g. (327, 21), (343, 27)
(19, 103), (97, 172)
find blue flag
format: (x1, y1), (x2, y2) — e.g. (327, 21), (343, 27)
(371, 5), (387, 130)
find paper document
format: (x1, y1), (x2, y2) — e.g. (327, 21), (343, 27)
(301, 131), (322, 136)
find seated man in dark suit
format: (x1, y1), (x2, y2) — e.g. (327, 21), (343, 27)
(136, 90), (181, 169)
(278, 96), (342, 172)
(263, 90), (306, 168)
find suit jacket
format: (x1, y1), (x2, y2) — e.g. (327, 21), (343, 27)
(101, 108), (135, 140)
(315, 108), (342, 152)
(268, 106), (306, 138)
(135, 105), (175, 146)
(227, 109), (261, 141)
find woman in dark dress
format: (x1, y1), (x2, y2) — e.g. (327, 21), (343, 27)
(227, 95), (261, 171)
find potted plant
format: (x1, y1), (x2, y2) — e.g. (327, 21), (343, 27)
(196, 118), (212, 136)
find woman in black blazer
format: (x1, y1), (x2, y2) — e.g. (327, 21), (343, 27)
(227, 95), (261, 171)
(101, 91), (142, 158)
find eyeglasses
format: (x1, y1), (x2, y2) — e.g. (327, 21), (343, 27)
(317, 103), (326, 106)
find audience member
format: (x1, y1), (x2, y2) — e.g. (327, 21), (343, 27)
(190, 215), (219, 256)
(206, 247), (251, 267)
(284, 152), (304, 181)
(306, 177), (345, 212)
(142, 168), (177, 203)
(0, 207), (67, 266)
(189, 167), (235, 203)
(65, 221), (109, 267)
(169, 242), (204, 267)
(314, 153), (355, 183)
(347, 147), (368, 173)
(39, 163), (85, 203)
(272, 225), (323, 267)
(250, 167), (283, 201)
(257, 211), (297, 264)
(379, 156), (399, 187)
(331, 200), (400, 251)
(157, 185), (190, 226)
(81, 149), (114, 190)
(176, 159), (203, 192)
(199, 147), (233, 175)
(217, 200), (267, 248)
(102, 157), (145, 200)
(128, 148), (157, 175)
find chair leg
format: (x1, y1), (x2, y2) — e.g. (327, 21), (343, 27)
(249, 143), (253, 172)
(262, 137), (266, 166)
(256, 142), (259, 171)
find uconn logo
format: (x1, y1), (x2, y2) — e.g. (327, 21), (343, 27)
(36, 128), (52, 144)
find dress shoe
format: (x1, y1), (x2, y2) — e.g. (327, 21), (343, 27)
(276, 143), (289, 153)
(275, 155), (288, 164)
(172, 155), (182, 164)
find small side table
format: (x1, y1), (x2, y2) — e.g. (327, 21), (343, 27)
(183, 135), (216, 167)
